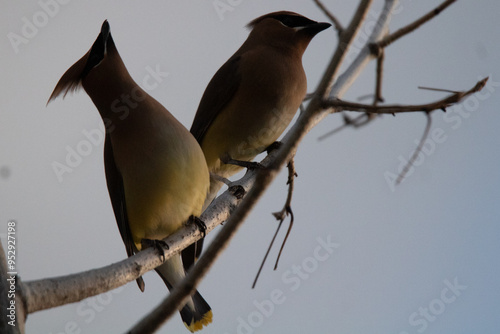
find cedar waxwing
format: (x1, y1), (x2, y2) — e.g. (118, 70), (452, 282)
(183, 11), (331, 269)
(48, 21), (212, 332)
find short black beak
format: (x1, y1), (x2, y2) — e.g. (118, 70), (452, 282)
(303, 22), (332, 35)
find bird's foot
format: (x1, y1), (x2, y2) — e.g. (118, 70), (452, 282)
(210, 173), (232, 186)
(189, 215), (207, 238)
(141, 238), (169, 262)
(266, 141), (283, 154)
(221, 153), (265, 170)
(229, 184), (246, 199)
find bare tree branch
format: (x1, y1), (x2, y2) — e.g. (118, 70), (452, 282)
(313, 0), (344, 34)
(25, 249), (158, 314)
(23, 178), (249, 314)
(376, 0), (458, 49)
(322, 77), (488, 114)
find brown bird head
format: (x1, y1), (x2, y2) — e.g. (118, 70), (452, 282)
(48, 20), (129, 104)
(246, 11), (331, 54)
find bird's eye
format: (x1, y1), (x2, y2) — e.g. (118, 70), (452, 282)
(275, 15), (316, 28)
(281, 17), (294, 27)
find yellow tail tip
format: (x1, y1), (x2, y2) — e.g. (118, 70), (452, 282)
(184, 310), (213, 332)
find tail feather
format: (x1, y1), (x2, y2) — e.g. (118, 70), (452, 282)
(180, 291), (213, 332)
(155, 258), (212, 332)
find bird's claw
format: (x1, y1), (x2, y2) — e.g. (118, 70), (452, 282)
(266, 141), (283, 154)
(141, 238), (169, 262)
(191, 215), (207, 238)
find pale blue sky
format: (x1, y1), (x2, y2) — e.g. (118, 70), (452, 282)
(1, 1), (500, 333)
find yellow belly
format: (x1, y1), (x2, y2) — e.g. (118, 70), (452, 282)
(113, 117), (209, 250)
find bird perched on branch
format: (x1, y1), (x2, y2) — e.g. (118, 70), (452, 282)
(48, 20), (212, 332)
(184, 11), (331, 269)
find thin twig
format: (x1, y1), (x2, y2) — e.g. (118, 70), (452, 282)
(251, 216), (282, 289)
(418, 86), (459, 94)
(374, 48), (385, 105)
(272, 158), (297, 224)
(396, 112), (432, 185)
(273, 212), (294, 271)
(317, 120), (348, 141)
(359, 42), (388, 125)
(377, 0), (457, 49)
(273, 194), (297, 270)
(251, 157), (297, 289)
(319, 107), (388, 140)
(313, 0), (344, 33)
